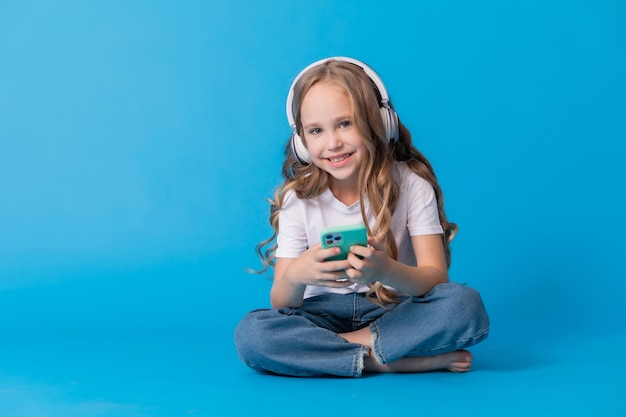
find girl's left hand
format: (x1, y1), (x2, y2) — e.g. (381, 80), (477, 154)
(344, 236), (390, 285)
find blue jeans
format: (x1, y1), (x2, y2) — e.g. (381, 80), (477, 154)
(234, 283), (489, 377)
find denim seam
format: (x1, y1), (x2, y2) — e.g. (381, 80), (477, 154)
(352, 293), (360, 332)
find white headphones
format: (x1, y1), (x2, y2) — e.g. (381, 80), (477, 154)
(285, 56), (400, 165)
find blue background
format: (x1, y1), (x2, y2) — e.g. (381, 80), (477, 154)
(1, 0), (625, 415)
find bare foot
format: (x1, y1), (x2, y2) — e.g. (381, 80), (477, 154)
(364, 350), (473, 374)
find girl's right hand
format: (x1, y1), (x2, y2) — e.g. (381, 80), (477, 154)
(282, 243), (353, 287)
(271, 244), (352, 308)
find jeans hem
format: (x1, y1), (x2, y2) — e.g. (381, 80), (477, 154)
(370, 323), (489, 364)
(353, 346), (370, 377)
(370, 321), (385, 365)
(407, 329), (490, 357)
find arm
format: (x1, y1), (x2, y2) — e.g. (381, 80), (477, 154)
(345, 234), (449, 297)
(270, 257), (307, 308)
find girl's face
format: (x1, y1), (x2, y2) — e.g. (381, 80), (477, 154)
(300, 81), (367, 192)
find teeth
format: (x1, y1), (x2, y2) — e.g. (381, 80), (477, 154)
(329, 154), (350, 163)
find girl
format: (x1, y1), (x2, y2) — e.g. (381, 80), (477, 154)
(235, 57), (489, 377)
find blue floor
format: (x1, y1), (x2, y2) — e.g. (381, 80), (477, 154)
(1, 262), (624, 416)
(1, 331), (625, 416)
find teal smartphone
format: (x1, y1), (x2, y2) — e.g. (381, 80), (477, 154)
(320, 224), (368, 261)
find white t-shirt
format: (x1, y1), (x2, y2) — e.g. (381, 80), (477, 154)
(276, 161), (443, 299)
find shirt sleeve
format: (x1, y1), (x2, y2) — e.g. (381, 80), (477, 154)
(275, 191), (309, 258)
(406, 175), (444, 236)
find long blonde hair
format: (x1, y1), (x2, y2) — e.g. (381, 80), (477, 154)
(253, 59), (457, 307)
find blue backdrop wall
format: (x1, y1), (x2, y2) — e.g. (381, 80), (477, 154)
(1, 0), (625, 394)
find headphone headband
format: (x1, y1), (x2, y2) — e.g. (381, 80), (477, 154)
(285, 56), (391, 129)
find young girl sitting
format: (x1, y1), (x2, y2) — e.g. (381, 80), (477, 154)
(235, 57), (489, 377)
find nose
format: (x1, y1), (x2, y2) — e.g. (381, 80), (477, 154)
(326, 129), (343, 150)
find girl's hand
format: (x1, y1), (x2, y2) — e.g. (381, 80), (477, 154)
(344, 236), (391, 285)
(271, 244), (355, 308)
(283, 243), (353, 288)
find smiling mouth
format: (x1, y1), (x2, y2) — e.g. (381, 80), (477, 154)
(327, 153), (354, 163)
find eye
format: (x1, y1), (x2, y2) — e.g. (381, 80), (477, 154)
(339, 120), (352, 128)
(308, 127), (322, 135)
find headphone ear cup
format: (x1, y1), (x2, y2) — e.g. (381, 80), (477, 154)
(290, 132), (312, 165)
(380, 107), (400, 143)
(389, 108), (399, 143)
(379, 107), (391, 140)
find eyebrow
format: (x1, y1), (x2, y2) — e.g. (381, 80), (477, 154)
(301, 114), (352, 129)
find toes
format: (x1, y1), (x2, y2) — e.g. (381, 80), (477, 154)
(448, 350), (472, 372)
(449, 361), (472, 372)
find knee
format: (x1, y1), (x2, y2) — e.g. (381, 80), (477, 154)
(234, 310), (264, 364)
(234, 309), (284, 367)
(428, 283), (490, 334)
